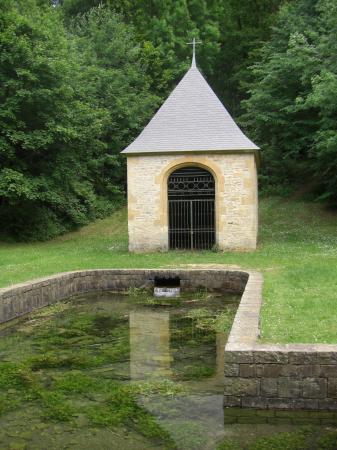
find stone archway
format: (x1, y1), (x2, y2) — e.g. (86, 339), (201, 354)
(167, 166), (215, 250)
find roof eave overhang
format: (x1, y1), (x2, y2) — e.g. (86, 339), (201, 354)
(122, 148), (260, 165)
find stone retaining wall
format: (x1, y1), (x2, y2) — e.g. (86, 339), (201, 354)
(224, 272), (337, 410)
(1, 268), (336, 411)
(0, 269), (248, 324)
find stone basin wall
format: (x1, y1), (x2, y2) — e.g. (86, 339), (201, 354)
(1, 268), (336, 411)
(224, 271), (337, 411)
(0, 269), (248, 324)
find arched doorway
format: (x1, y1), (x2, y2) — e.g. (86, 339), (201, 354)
(168, 166), (215, 250)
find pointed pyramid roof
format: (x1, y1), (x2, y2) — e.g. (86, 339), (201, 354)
(122, 63), (259, 155)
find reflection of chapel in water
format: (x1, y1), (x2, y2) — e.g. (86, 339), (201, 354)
(129, 309), (225, 386)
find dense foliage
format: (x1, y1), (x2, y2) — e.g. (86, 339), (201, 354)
(241, 0), (337, 200)
(61, 0), (283, 113)
(0, 0), (336, 240)
(0, 1), (156, 239)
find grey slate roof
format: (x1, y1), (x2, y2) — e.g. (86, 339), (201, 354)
(122, 64), (259, 155)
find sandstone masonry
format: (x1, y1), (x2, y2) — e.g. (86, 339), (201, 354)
(127, 152), (258, 252)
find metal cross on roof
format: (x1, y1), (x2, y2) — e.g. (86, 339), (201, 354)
(187, 37), (202, 68)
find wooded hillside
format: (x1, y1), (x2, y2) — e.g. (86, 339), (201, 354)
(0, 0), (336, 240)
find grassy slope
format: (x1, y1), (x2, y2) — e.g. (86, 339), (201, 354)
(0, 197), (336, 344)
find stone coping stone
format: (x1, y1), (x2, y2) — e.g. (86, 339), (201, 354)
(225, 271), (337, 353)
(0, 268), (248, 324)
(224, 271), (337, 411)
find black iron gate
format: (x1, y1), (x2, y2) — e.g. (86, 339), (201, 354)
(168, 167), (215, 250)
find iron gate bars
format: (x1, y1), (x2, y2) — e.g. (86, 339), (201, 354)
(168, 199), (215, 250)
(168, 167), (215, 199)
(168, 166), (216, 250)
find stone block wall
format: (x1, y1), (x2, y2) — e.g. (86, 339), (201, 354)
(0, 269), (248, 324)
(126, 152), (258, 251)
(224, 349), (337, 410)
(224, 271), (337, 411)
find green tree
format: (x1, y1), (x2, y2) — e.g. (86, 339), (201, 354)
(0, 1), (156, 239)
(240, 0), (337, 200)
(60, 0), (283, 111)
(69, 6), (158, 201)
(212, 0), (284, 115)
(305, 0), (337, 200)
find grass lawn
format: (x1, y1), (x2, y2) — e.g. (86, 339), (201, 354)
(0, 197), (336, 344)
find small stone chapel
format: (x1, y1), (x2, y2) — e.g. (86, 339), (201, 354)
(122, 42), (259, 252)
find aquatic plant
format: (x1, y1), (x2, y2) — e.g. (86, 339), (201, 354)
(125, 287), (150, 296)
(130, 379), (185, 397)
(39, 391), (75, 422)
(177, 365), (215, 381)
(86, 384), (175, 446)
(0, 291), (237, 449)
(317, 430), (337, 450)
(53, 372), (95, 394)
(0, 393), (21, 417)
(0, 363), (37, 390)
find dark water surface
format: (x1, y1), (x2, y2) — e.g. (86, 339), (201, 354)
(0, 291), (336, 450)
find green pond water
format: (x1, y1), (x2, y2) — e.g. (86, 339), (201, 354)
(0, 291), (337, 450)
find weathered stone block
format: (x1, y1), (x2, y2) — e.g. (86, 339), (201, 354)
(318, 399), (337, 410)
(256, 364), (284, 378)
(317, 353), (337, 365)
(223, 396), (241, 407)
(241, 397), (267, 409)
(327, 378), (337, 398)
(320, 365), (337, 377)
(239, 364), (256, 377)
(277, 379), (301, 398)
(224, 351), (254, 364)
(295, 364), (321, 377)
(302, 378), (327, 399)
(254, 351), (288, 364)
(267, 398), (295, 410)
(261, 378), (278, 397)
(224, 364), (239, 377)
(292, 399), (319, 410)
(223, 377), (259, 396)
(288, 352), (317, 365)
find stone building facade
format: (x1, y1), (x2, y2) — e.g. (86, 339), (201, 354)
(122, 50), (259, 252)
(127, 153), (258, 251)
